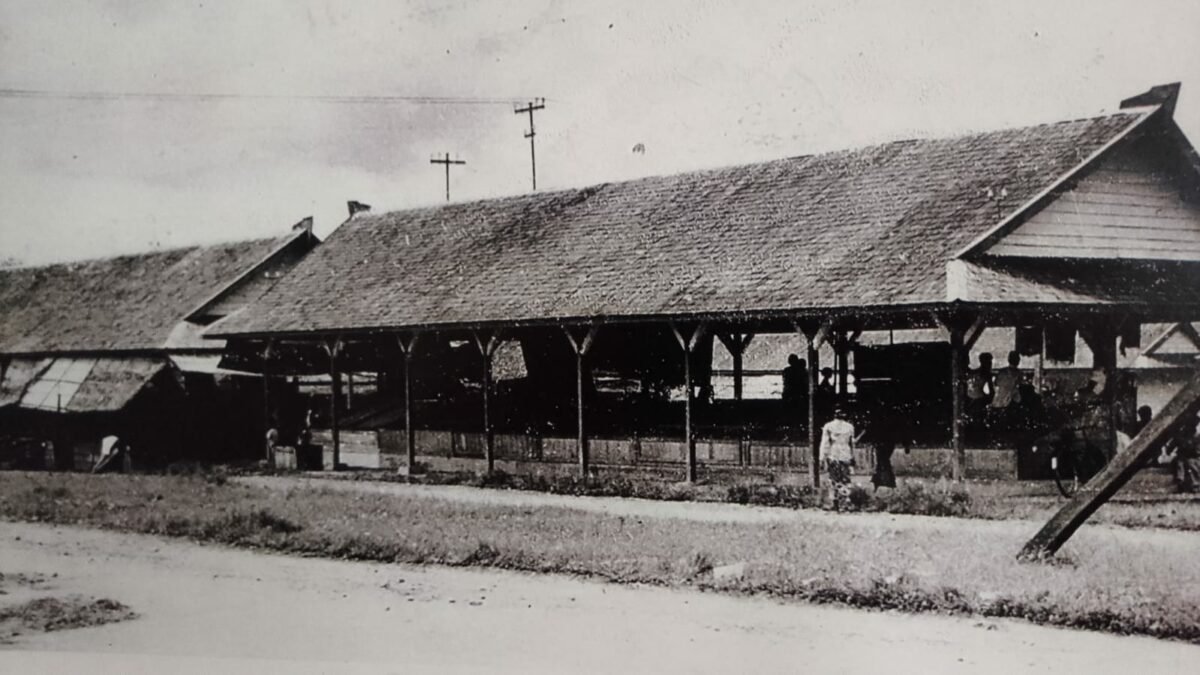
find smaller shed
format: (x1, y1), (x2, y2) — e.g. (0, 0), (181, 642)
(0, 220), (318, 470)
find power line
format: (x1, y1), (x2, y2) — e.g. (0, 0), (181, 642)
(514, 98), (545, 190)
(0, 88), (542, 106)
(430, 152), (466, 202)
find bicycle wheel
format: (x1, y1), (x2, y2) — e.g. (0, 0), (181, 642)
(1051, 450), (1080, 498)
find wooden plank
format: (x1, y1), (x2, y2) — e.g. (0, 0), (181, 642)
(1070, 182), (1181, 198)
(1057, 189), (1188, 207)
(1027, 210), (1200, 230)
(1019, 368), (1200, 560)
(1019, 219), (1200, 237)
(1001, 233), (1200, 251)
(990, 241), (1200, 261)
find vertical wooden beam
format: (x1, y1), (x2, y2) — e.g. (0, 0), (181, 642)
(262, 340), (275, 466)
(949, 326), (966, 482)
(671, 322), (708, 482)
(398, 334), (421, 474)
(1080, 320), (1120, 458)
(564, 325), (599, 478)
(324, 338), (343, 471)
(473, 330), (503, 475)
(933, 311), (979, 483)
(797, 319), (832, 487)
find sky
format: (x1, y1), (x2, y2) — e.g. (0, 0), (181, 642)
(1, 0), (1199, 265)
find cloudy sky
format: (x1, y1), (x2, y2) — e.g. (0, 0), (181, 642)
(2, 0), (1199, 264)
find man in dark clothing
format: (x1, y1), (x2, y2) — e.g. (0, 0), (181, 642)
(782, 354), (807, 405)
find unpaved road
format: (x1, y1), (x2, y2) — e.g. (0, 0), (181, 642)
(1, 522), (1196, 674)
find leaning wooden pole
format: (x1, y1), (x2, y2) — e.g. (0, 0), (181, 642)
(1019, 369), (1200, 560)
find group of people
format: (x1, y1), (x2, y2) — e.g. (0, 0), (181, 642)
(966, 350), (1043, 430)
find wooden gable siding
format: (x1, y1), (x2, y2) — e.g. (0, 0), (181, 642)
(988, 139), (1200, 260)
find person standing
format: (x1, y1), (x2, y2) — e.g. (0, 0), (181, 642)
(821, 404), (857, 510)
(966, 352), (994, 427)
(782, 354), (807, 404)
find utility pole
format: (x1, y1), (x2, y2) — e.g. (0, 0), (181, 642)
(430, 152), (466, 202)
(514, 98), (545, 190)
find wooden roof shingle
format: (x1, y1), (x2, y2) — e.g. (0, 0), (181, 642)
(214, 110), (1154, 337)
(0, 234), (298, 354)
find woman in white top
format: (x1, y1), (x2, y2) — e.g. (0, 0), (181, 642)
(821, 404), (857, 510)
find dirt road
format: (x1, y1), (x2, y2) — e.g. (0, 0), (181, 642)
(0, 521), (1196, 674)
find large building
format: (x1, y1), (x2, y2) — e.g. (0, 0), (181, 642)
(212, 84), (1200, 484)
(0, 221), (318, 470)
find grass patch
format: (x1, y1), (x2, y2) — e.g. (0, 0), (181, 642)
(0, 595), (136, 642)
(1, 472), (1198, 644)
(363, 468), (1200, 531)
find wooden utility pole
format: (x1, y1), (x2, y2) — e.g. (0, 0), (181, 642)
(430, 153), (466, 202)
(514, 98), (545, 190)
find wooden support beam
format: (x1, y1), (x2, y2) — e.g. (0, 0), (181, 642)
(472, 330), (503, 475)
(564, 324), (600, 478)
(949, 326), (966, 482)
(964, 315), (988, 350)
(932, 311), (980, 482)
(716, 332), (755, 402)
(322, 338), (344, 471)
(1020, 368), (1200, 560)
(670, 322), (708, 482)
(397, 334), (421, 474)
(262, 340), (275, 466)
(796, 318), (833, 487)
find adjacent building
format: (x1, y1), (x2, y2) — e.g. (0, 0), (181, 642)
(0, 220), (318, 470)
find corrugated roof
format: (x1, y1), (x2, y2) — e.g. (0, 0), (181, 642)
(14, 356), (167, 413)
(0, 234), (297, 354)
(214, 111), (1150, 337)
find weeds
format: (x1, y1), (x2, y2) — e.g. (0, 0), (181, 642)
(0, 596), (136, 642)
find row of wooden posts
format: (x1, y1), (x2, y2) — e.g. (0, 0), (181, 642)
(258, 311), (1124, 485)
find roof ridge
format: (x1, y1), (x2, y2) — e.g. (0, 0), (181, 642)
(2, 233), (293, 271)
(353, 109), (1145, 223)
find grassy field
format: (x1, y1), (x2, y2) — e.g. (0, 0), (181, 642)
(1, 471), (1198, 643)
(352, 467), (1200, 531)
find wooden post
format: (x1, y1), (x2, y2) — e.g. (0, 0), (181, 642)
(1020, 368), (1200, 559)
(671, 322), (708, 482)
(716, 333), (755, 403)
(797, 319), (832, 487)
(398, 334), (421, 474)
(1080, 320), (1120, 458)
(564, 325), (599, 478)
(933, 312), (984, 483)
(262, 340), (275, 466)
(325, 338), (343, 471)
(949, 327), (966, 482)
(473, 330), (503, 475)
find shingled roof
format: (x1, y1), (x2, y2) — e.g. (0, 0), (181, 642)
(0, 233), (300, 354)
(214, 109), (1158, 338)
